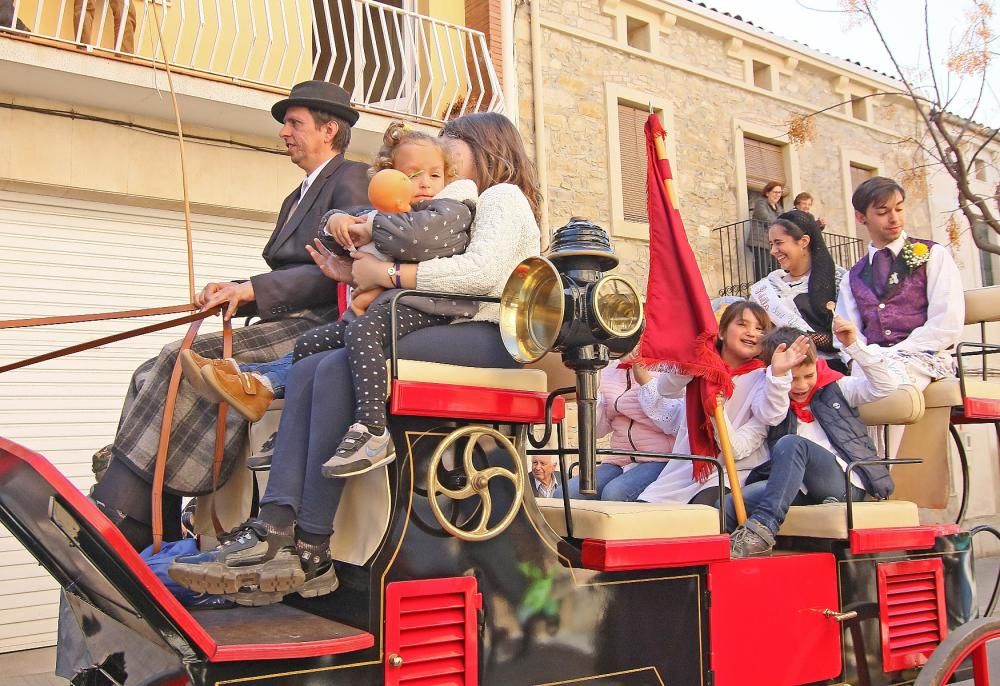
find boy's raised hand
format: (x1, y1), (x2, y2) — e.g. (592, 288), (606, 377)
(770, 335), (810, 376)
(832, 315), (858, 347)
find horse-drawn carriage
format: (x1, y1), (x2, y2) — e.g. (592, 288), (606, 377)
(0, 221), (998, 685)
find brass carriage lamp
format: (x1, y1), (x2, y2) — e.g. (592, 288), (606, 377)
(499, 218), (644, 495)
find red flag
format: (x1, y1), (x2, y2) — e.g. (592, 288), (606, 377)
(638, 115), (732, 479)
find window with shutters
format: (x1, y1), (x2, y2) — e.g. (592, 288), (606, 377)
(619, 102), (649, 223)
(743, 137), (785, 192)
(605, 85), (674, 239)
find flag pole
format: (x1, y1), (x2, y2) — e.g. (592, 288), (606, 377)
(714, 396), (746, 525)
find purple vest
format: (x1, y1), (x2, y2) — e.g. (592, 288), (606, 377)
(849, 238), (934, 347)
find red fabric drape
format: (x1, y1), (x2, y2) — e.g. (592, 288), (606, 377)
(638, 115), (733, 480)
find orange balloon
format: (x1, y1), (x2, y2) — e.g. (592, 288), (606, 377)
(368, 169), (413, 213)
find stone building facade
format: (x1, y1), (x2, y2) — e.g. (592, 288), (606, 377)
(513, 0), (931, 296)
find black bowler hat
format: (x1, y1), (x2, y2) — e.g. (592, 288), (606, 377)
(271, 80), (360, 126)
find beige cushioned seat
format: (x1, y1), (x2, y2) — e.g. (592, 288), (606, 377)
(964, 286), (1000, 324)
(393, 359), (547, 392)
(778, 500), (919, 539)
(536, 498), (720, 540)
(858, 385), (925, 425)
(924, 378), (962, 408)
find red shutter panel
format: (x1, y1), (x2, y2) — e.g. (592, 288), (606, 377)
(385, 576), (482, 686)
(877, 558), (947, 672)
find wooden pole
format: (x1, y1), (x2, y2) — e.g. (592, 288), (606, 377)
(714, 397), (746, 525)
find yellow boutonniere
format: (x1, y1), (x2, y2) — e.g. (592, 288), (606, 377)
(901, 241), (931, 269)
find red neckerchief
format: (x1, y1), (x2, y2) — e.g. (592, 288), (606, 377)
(726, 359), (764, 377)
(789, 358), (844, 423)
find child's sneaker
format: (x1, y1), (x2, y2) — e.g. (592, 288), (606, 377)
(729, 518), (776, 558)
(247, 431), (277, 471)
(321, 423), (395, 478)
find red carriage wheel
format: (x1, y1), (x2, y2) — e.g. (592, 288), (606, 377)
(915, 617), (1000, 685)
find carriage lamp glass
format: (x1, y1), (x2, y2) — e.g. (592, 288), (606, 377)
(590, 275), (643, 339)
(500, 256), (565, 364)
(499, 259), (644, 364)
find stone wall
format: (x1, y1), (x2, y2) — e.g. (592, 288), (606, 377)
(517, 0), (936, 298)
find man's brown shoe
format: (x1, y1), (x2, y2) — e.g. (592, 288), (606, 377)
(201, 366), (274, 422)
(180, 350), (239, 398)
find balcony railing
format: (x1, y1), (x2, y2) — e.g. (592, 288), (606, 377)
(713, 218), (865, 298)
(1, 0), (504, 124)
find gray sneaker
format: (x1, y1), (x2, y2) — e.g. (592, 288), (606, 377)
(247, 431), (277, 471)
(168, 518), (302, 595)
(230, 539), (339, 606)
(321, 423), (395, 478)
(730, 518), (777, 558)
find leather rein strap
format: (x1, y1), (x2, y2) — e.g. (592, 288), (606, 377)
(0, 304), (234, 553)
(151, 314), (233, 552)
(0, 305), (209, 375)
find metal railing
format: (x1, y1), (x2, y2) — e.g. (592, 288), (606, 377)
(1, 0), (504, 124)
(713, 218), (865, 298)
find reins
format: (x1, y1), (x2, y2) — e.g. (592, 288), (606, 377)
(0, 305), (233, 551)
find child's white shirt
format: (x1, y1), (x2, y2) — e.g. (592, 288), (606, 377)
(636, 365), (789, 503)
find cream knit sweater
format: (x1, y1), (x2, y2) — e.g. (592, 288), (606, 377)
(415, 183), (541, 322)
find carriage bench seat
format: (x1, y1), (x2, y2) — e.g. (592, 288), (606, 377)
(535, 498), (720, 539)
(535, 498), (728, 570)
(390, 360), (565, 424)
(778, 500), (919, 539)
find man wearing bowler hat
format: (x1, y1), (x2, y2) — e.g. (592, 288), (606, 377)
(88, 81), (370, 553)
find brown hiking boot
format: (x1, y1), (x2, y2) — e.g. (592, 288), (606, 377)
(179, 349), (239, 398)
(200, 365), (274, 422)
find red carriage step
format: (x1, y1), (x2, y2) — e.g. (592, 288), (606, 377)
(581, 535), (731, 570)
(0, 438), (375, 663)
(390, 360), (564, 423)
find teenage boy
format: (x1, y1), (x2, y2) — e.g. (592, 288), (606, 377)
(835, 176), (964, 391)
(729, 324), (899, 557)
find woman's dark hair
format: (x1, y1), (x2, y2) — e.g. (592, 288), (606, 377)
(715, 301), (772, 355)
(440, 112), (542, 221)
(774, 209), (836, 333)
(762, 180), (783, 195)
(793, 191), (812, 206)
(852, 176), (905, 214)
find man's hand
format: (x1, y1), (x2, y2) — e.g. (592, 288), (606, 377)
(770, 335), (810, 376)
(351, 253), (392, 291)
(200, 281), (255, 320)
(833, 315), (858, 348)
(325, 214), (370, 253)
(306, 238), (355, 284)
(195, 281), (233, 308)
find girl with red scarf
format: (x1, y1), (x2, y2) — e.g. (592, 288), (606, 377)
(637, 302), (809, 505)
(729, 320), (899, 558)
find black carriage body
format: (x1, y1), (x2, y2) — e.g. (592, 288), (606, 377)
(0, 416), (978, 686)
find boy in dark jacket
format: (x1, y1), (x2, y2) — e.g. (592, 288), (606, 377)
(729, 319), (899, 557)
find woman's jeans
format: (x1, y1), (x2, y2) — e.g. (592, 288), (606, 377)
(261, 323), (517, 535)
(241, 353), (293, 399)
(566, 462), (667, 501)
(726, 434), (866, 534)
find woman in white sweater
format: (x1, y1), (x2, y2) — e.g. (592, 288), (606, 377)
(169, 113), (542, 604)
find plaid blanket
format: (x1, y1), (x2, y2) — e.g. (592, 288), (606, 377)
(109, 306), (338, 495)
